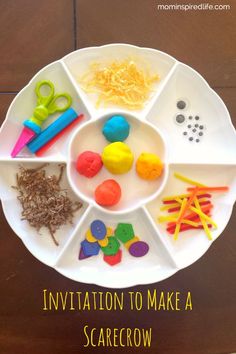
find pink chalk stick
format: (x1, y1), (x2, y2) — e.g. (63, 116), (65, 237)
(11, 127), (36, 157)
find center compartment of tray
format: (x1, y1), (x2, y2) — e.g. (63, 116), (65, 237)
(67, 112), (168, 212)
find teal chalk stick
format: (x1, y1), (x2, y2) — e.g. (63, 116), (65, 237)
(27, 108), (78, 153)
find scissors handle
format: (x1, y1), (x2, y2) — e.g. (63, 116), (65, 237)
(47, 93), (72, 114)
(35, 80), (55, 106)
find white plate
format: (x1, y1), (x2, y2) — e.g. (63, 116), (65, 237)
(0, 44), (235, 288)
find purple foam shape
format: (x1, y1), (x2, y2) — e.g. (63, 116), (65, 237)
(78, 247), (92, 260)
(129, 241), (149, 257)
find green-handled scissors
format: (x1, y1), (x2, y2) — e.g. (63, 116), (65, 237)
(31, 80), (72, 127)
(11, 80), (73, 157)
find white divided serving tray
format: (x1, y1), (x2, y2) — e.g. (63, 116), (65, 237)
(0, 44), (235, 288)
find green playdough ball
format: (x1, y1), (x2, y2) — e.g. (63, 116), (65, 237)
(102, 115), (130, 142)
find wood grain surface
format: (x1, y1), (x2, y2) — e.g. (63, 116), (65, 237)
(0, 1), (235, 353)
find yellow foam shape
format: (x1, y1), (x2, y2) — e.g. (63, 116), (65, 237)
(86, 226), (113, 244)
(106, 227), (114, 237)
(102, 142), (134, 174)
(85, 229), (96, 243)
(99, 238), (109, 247)
(136, 152), (163, 180)
(124, 236), (140, 250)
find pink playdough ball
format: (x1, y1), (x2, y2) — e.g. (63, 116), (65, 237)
(76, 151), (103, 178)
(95, 179), (121, 206)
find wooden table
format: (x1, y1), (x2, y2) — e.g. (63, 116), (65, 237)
(0, 1), (235, 353)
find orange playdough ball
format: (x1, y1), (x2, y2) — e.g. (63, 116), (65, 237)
(95, 179), (121, 206)
(136, 152), (163, 180)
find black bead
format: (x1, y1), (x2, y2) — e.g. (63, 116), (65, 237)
(177, 100), (186, 109)
(175, 114), (185, 124)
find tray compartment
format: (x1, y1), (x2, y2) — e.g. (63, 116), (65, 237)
(63, 44), (177, 115)
(0, 161), (87, 266)
(55, 207), (176, 288)
(67, 112), (168, 213)
(146, 163), (236, 268)
(146, 63), (236, 164)
(0, 45), (235, 287)
(0, 61), (91, 160)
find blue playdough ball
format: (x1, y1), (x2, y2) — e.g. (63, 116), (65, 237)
(102, 115), (130, 142)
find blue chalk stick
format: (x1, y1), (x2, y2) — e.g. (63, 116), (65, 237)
(27, 108), (78, 153)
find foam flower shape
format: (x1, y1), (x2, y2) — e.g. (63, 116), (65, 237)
(86, 227), (113, 247)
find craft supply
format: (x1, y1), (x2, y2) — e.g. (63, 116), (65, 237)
(12, 164), (82, 246)
(174, 172), (205, 187)
(129, 241), (149, 257)
(158, 172), (229, 240)
(176, 189), (199, 224)
(102, 115), (130, 142)
(95, 179), (121, 206)
(101, 236), (120, 256)
(81, 239), (100, 256)
(186, 115), (206, 143)
(78, 247), (92, 260)
(86, 226), (113, 246)
(124, 236), (140, 250)
(173, 198), (187, 240)
(27, 108), (78, 154)
(162, 193), (211, 203)
(103, 249), (122, 266)
(102, 142), (134, 174)
(35, 114), (84, 156)
(177, 100), (186, 110)
(115, 223), (135, 243)
(90, 220), (107, 240)
(194, 197), (212, 240)
(79, 220), (149, 265)
(136, 152), (163, 180)
(175, 114), (185, 124)
(174, 99), (206, 143)
(187, 186), (229, 192)
(167, 224), (213, 234)
(79, 58), (159, 109)
(166, 200), (210, 213)
(11, 80), (72, 157)
(85, 229), (97, 243)
(76, 151), (103, 178)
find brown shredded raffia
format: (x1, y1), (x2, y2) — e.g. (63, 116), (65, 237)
(12, 164), (82, 246)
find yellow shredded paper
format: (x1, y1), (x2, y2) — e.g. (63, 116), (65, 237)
(79, 58), (160, 109)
